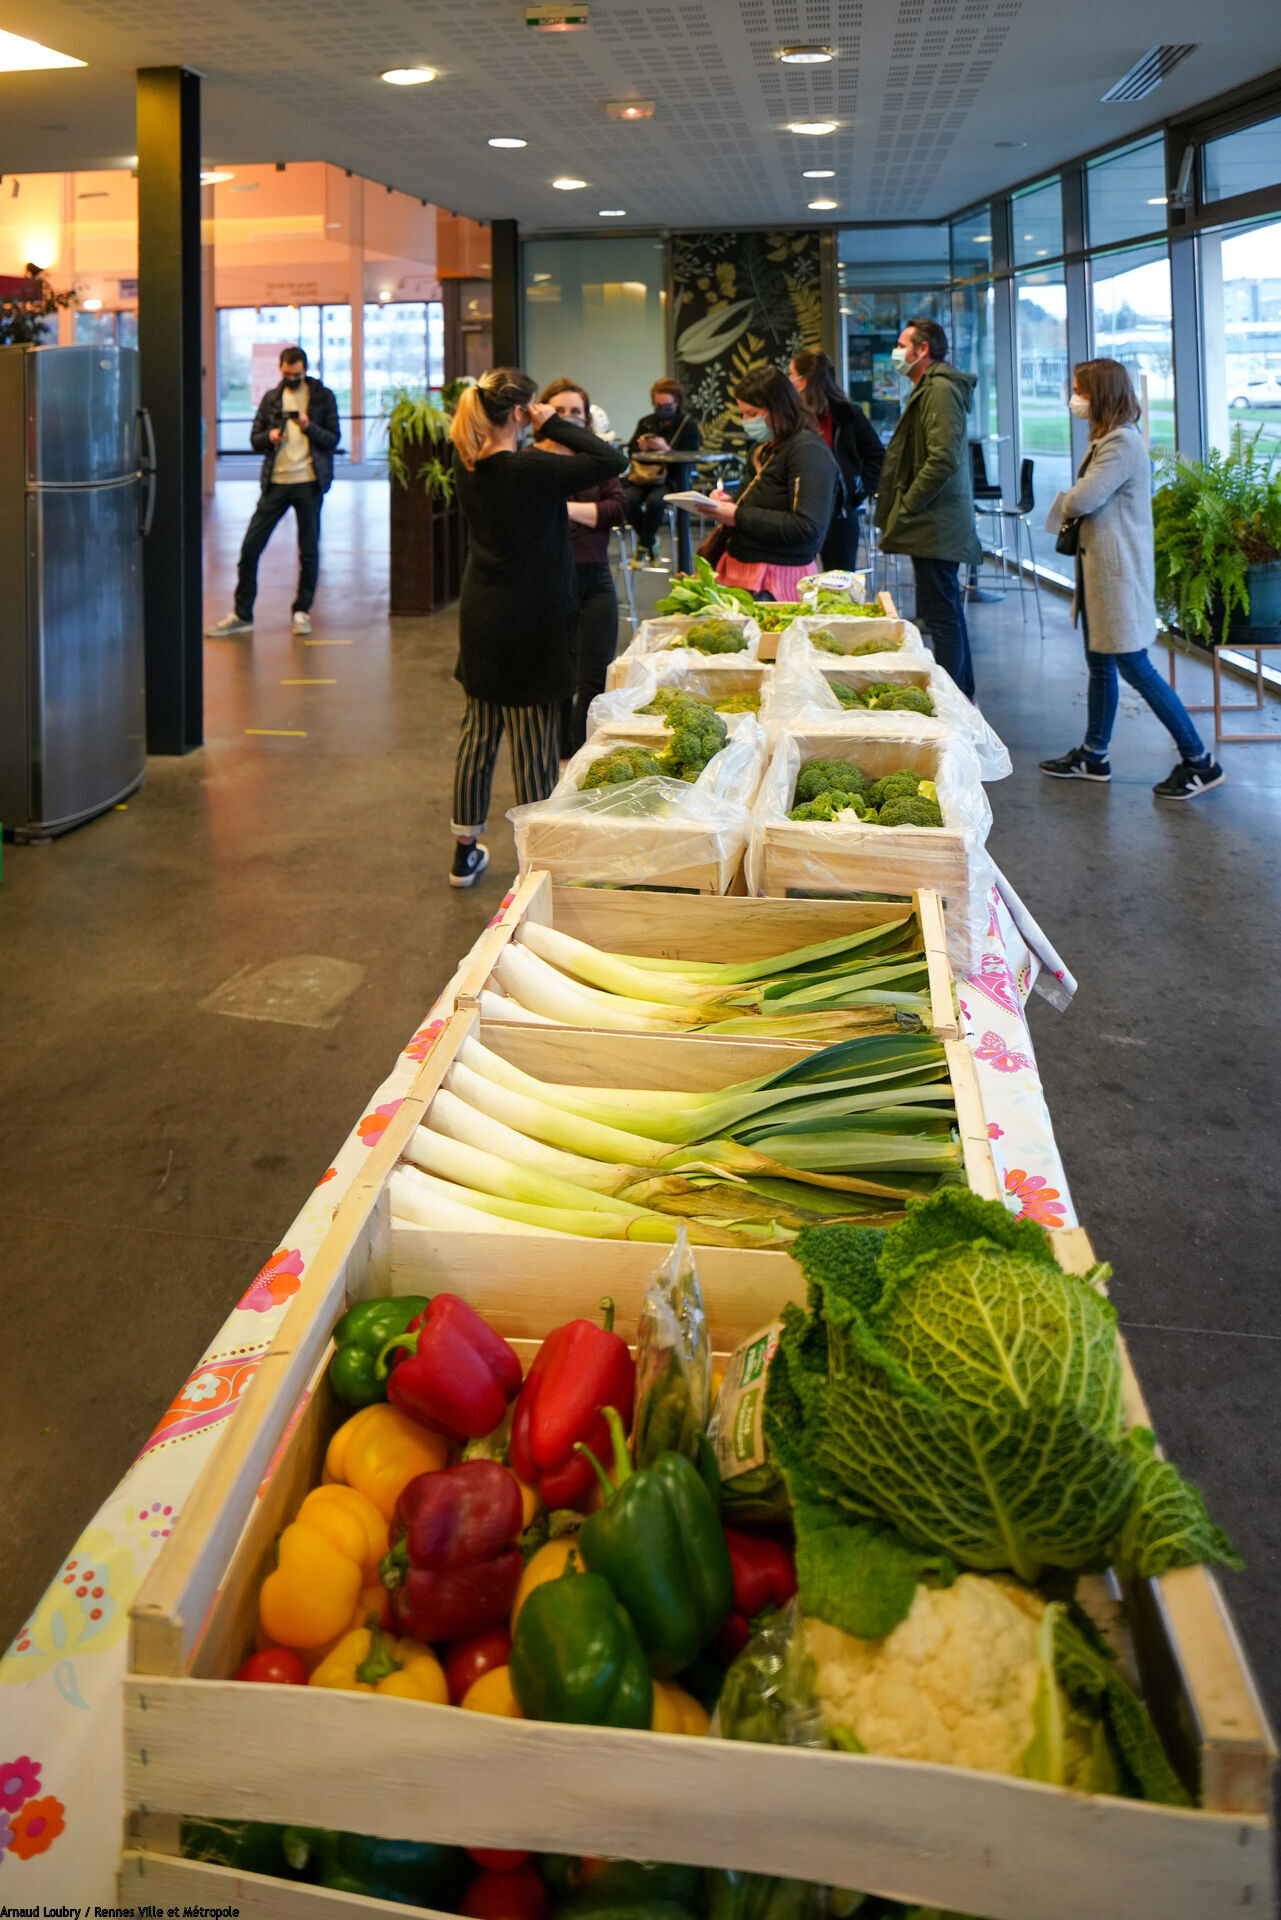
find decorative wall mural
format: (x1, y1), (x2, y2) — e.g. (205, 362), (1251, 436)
(672, 229), (823, 450)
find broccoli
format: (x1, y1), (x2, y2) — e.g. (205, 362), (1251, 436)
(876, 685), (934, 715)
(715, 690), (761, 714)
(581, 744), (664, 789)
(794, 757), (869, 804)
(787, 789), (872, 823)
(658, 693), (728, 780)
(809, 630), (847, 655)
(683, 617), (747, 655)
(848, 637), (901, 657)
(637, 687), (684, 717)
(830, 681), (866, 709)
(878, 794), (944, 828)
(867, 769), (923, 807)
(754, 603), (803, 632)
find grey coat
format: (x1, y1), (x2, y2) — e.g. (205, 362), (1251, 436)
(1063, 423), (1155, 655)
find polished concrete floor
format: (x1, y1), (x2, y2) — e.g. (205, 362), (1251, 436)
(2, 483), (1278, 1746)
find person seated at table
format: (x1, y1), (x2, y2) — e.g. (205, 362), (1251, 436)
(698, 366), (839, 603)
(623, 378), (702, 565)
(789, 348), (885, 570)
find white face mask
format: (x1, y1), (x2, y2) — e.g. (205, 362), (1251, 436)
(891, 346), (912, 376)
(1068, 394), (1091, 419)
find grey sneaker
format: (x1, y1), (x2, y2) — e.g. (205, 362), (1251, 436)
(292, 610), (312, 635)
(205, 613), (252, 637)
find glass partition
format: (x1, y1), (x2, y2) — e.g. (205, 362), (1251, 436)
(1087, 138), (1168, 247)
(1203, 113), (1281, 206)
(1015, 270), (1071, 568)
(1199, 216), (1281, 458)
(523, 235), (666, 446)
(951, 280), (998, 445)
(842, 288), (948, 441)
(1090, 243), (1175, 453)
(950, 207), (993, 280)
(363, 301), (445, 456)
(1012, 179), (1063, 269)
(216, 306), (322, 452)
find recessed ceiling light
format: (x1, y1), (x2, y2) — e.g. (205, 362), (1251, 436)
(780, 45), (833, 63)
(605, 99), (654, 119)
(599, 208), (627, 216)
(1147, 194), (1168, 204)
(552, 176), (587, 189)
(1022, 233), (1034, 240)
(81, 297), (102, 311)
(971, 233), (992, 243)
(381, 67), (436, 85)
(489, 137), (527, 148)
(803, 169), (836, 178)
(1035, 248), (1049, 256)
(0, 29), (84, 70)
(808, 198), (838, 210)
(200, 169), (234, 184)
(788, 121), (837, 135)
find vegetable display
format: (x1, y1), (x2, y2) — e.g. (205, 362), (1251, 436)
(482, 913), (939, 1042)
(787, 759), (943, 829)
(682, 617), (750, 655)
(830, 681), (933, 716)
(654, 556), (757, 618)
(639, 686), (760, 717)
(582, 697), (729, 789)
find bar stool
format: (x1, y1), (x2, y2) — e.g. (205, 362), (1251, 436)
(996, 460), (1044, 639)
(970, 442), (1007, 588)
(613, 525), (639, 634)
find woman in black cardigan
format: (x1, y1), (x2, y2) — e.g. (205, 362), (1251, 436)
(790, 348), (885, 570)
(700, 366), (839, 602)
(448, 369), (628, 887)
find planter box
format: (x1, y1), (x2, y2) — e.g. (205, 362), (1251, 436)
(390, 479), (465, 615)
(121, 1060), (1273, 1920)
(451, 866), (959, 1042)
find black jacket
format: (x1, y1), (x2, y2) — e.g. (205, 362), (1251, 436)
(250, 378), (342, 494)
(728, 428), (840, 568)
(627, 409), (702, 482)
(825, 396), (885, 505)
(454, 415), (627, 706)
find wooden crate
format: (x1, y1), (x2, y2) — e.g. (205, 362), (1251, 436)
(756, 590), (904, 664)
(121, 1122), (1274, 1920)
(450, 867), (959, 1042)
(605, 613), (762, 691)
(753, 730), (983, 936)
(597, 661), (771, 724)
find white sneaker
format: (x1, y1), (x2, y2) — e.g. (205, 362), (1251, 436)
(205, 613), (252, 637)
(292, 611), (312, 635)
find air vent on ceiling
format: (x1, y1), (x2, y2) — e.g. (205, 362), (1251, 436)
(1101, 45), (1196, 104)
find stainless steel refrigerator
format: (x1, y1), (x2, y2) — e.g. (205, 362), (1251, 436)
(0, 344), (155, 840)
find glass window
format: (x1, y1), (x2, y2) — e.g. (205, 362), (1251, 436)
(842, 289), (948, 441)
(523, 236), (666, 447)
(1198, 216), (1281, 458)
(363, 301), (435, 456)
(1015, 269), (1071, 571)
(1090, 243), (1174, 454)
(74, 311), (116, 345)
(951, 207), (993, 281)
(1204, 113), (1281, 206)
(321, 303), (353, 446)
(215, 306), (321, 452)
(1087, 138), (1168, 248)
(838, 226), (949, 287)
(951, 280), (998, 442)
(118, 311), (138, 351)
(1012, 179), (1063, 268)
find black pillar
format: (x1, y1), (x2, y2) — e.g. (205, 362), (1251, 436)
(137, 67), (203, 753)
(490, 218), (521, 369)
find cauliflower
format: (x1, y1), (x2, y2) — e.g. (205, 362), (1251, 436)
(806, 1574), (1048, 1777)
(878, 794), (944, 828)
(794, 757), (868, 804)
(581, 744), (663, 789)
(683, 617), (747, 655)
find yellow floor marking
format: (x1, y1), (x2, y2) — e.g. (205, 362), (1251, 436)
(245, 728), (308, 737)
(303, 639), (354, 646)
(280, 678), (337, 685)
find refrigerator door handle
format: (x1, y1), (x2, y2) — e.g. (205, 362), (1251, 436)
(137, 406), (158, 538)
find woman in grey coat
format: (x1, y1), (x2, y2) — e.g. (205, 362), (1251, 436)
(1040, 359), (1224, 801)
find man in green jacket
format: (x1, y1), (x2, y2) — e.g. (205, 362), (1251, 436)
(875, 317), (982, 698)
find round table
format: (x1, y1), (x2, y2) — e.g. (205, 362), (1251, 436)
(637, 451), (737, 569)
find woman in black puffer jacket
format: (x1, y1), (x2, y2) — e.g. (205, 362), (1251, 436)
(700, 366), (840, 602)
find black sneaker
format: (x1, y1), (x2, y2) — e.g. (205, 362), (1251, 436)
(1039, 747), (1111, 781)
(449, 841), (490, 888)
(1153, 758), (1225, 800)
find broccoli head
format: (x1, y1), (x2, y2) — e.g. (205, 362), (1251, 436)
(830, 681), (867, 710)
(848, 637), (901, 657)
(878, 794), (944, 828)
(659, 694), (728, 779)
(637, 686), (683, 717)
(581, 744), (664, 790)
(795, 757), (869, 804)
(683, 617), (747, 654)
(809, 630), (847, 655)
(715, 690), (761, 714)
(879, 685), (934, 715)
(867, 769), (923, 807)
(787, 789), (873, 823)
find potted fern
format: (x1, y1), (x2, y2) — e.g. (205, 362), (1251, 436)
(385, 388), (466, 615)
(1153, 433), (1281, 646)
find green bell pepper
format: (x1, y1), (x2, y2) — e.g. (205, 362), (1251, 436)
(329, 1295), (429, 1407)
(572, 1861), (708, 1911)
(509, 1561), (652, 1728)
(180, 1818), (293, 1878)
(577, 1406), (733, 1677)
(707, 1873), (826, 1920)
(282, 1827), (468, 1907)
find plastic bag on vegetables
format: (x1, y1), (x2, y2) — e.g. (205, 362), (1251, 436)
(744, 727), (995, 974)
(611, 612), (763, 685)
(797, 569), (869, 606)
(632, 1228), (712, 1469)
(782, 612), (928, 673)
(587, 659), (767, 736)
(707, 1321), (790, 1523)
(715, 1597), (828, 1748)
(768, 634), (1012, 782)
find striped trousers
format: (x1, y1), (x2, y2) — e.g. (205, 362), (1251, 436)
(451, 695), (562, 836)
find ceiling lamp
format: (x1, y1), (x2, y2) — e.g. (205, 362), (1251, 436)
(803, 169), (835, 178)
(0, 29), (84, 70)
(489, 137), (527, 148)
(81, 297), (102, 311)
(381, 67), (436, 85)
(788, 121), (837, 135)
(599, 208), (627, 216)
(780, 45), (833, 63)
(605, 100), (654, 120)
(808, 198), (838, 210)
(552, 177), (588, 190)
(200, 170), (235, 184)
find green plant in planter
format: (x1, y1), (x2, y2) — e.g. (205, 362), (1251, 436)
(1153, 431), (1281, 644)
(384, 387), (455, 500)
(0, 266), (76, 347)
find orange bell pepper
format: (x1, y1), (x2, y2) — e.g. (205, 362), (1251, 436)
(297, 1484), (388, 1578)
(259, 1518), (364, 1650)
(309, 1615), (448, 1702)
(650, 1680), (710, 1736)
(324, 1402), (450, 1520)
(511, 1537), (579, 1630)
(461, 1665), (524, 1718)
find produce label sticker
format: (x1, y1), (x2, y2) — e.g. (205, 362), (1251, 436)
(714, 1320), (783, 1479)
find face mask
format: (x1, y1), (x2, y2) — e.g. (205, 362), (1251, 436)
(655, 401), (676, 417)
(742, 413), (772, 444)
(890, 347), (912, 377)
(1069, 394), (1091, 419)
(282, 373), (304, 388)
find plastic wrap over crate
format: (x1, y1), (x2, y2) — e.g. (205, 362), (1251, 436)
(611, 611), (763, 685)
(797, 567), (870, 605)
(768, 635), (1012, 780)
(778, 611), (929, 673)
(745, 726), (996, 971)
(587, 659), (768, 736)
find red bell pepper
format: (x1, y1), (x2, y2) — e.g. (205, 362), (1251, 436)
(713, 1528), (798, 1663)
(379, 1293), (523, 1443)
(508, 1298), (635, 1511)
(382, 1460), (523, 1641)
(445, 1627), (513, 1706)
(463, 1864), (550, 1920)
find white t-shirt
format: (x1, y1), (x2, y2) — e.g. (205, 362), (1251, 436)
(272, 381), (316, 485)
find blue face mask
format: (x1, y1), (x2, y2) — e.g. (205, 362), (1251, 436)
(742, 413), (771, 444)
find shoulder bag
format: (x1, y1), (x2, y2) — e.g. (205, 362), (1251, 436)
(1055, 446), (1095, 557)
(695, 455), (767, 566)
(627, 414), (689, 487)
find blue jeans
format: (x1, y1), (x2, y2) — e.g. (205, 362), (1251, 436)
(911, 557), (975, 699)
(1083, 642), (1206, 763)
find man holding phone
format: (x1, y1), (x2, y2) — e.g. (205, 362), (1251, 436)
(206, 345), (342, 638)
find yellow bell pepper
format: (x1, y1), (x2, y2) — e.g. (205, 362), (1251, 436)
(310, 1615), (448, 1703)
(461, 1665), (524, 1717)
(511, 1537), (579, 1629)
(259, 1518), (364, 1650)
(296, 1484), (388, 1579)
(512, 1470), (541, 1530)
(324, 1402), (450, 1521)
(651, 1680), (710, 1736)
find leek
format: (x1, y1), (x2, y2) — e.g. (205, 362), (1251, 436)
(477, 988), (556, 1026)
(493, 943), (702, 1032)
(403, 1122), (650, 1220)
(606, 916), (919, 986)
(516, 922), (716, 1008)
(390, 1165), (559, 1236)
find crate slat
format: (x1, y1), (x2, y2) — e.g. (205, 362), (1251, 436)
(121, 1851), (453, 1920)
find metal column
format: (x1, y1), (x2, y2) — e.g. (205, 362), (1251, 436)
(137, 66), (203, 753)
(491, 219), (521, 369)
